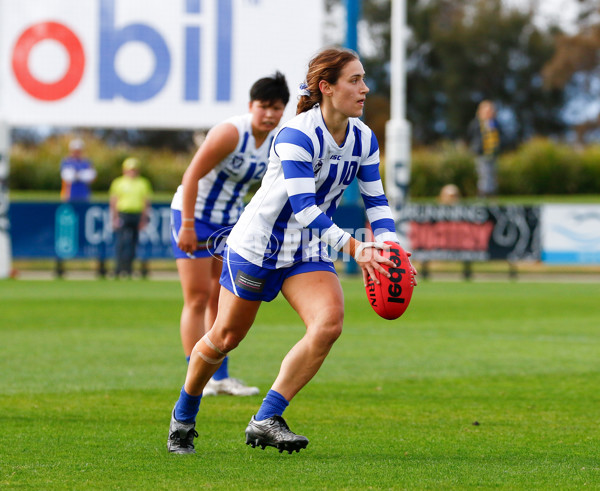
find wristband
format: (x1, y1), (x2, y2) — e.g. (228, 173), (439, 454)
(353, 241), (387, 261)
(181, 226), (195, 231)
(182, 218), (195, 222)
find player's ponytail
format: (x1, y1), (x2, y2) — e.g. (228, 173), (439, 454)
(296, 47), (359, 115)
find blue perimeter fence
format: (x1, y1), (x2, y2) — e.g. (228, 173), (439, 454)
(8, 201), (600, 277)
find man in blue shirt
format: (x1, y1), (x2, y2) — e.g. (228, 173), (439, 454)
(60, 138), (96, 201)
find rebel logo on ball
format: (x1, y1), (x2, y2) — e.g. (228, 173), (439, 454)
(365, 241), (414, 320)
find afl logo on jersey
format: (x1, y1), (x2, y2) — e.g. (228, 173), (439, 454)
(314, 159), (323, 175)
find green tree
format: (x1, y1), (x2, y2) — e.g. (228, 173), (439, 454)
(330, 0), (566, 146)
(542, 4), (600, 142)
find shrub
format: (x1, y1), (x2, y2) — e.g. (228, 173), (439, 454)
(9, 134), (600, 198)
(497, 138), (599, 195)
(407, 137), (600, 197)
(9, 138), (62, 191)
(9, 134), (192, 195)
(579, 144), (600, 194)
(507, 138), (580, 194)
(408, 142), (477, 198)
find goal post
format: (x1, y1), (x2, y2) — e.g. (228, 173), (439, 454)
(0, 119), (12, 279)
(385, 0), (411, 248)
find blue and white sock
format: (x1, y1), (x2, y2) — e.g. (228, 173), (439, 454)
(173, 385), (201, 423)
(255, 389), (289, 421)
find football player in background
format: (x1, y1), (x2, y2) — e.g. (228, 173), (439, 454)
(170, 72), (289, 396)
(167, 47), (416, 454)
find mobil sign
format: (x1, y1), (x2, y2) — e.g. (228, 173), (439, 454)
(0, 0), (324, 128)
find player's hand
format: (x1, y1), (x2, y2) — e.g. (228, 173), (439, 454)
(177, 228), (198, 255)
(354, 241), (394, 286)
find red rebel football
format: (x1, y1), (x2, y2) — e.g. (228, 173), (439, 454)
(365, 241), (415, 320)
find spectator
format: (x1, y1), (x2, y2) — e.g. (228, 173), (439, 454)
(109, 158), (153, 278)
(438, 184), (461, 205)
(60, 138), (96, 201)
(468, 100), (502, 198)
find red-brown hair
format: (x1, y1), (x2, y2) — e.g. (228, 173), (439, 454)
(296, 47), (359, 115)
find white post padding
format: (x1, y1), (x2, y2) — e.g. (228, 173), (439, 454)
(385, 0), (412, 248)
(0, 119), (12, 279)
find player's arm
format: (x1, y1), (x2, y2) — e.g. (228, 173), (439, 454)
(60, 162), (76, 183)
(357, 131), (398, 242)
(355, 131), (418, 285)
(276, 127), (393, 284)
(60, 162), (73, 200)
(177, 123), (239, 254)
(109, 189), (119, 229)
(78, 161), (97, 183)
(140, 181), (152, 230)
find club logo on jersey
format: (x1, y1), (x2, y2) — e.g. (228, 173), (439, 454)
(230, 155), (244, 169)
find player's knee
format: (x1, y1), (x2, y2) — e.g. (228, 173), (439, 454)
(192, 333), (227, 365)
(325, 321), (343, 345)
(200, 323), (246, 353)
(218, 330), (245, 353)
(187, 289), (210, 312)
(312, 315), (343, 346)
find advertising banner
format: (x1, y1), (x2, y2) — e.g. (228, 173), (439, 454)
(9, 202), (365, 261)
(398, 204), (541, 262)
(10, 202), (174, 259)
(0, 0), (324, 128)
(541, 204), (600, 264)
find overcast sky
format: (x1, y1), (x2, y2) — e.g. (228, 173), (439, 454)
(326, 0), (588, 58)
(503, 0), (583, 33)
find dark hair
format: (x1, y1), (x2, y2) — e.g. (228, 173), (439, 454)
(249, 71), (290, 105)
(297, 47), (359, 114)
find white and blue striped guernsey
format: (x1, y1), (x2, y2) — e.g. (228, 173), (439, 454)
(226, 105), (398, 268)
(171, 113), (276, 225)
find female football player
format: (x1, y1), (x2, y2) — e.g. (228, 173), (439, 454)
(168, 48), (416, 454)
(170, 72), (289, 396)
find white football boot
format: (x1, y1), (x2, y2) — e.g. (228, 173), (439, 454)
(203, 377), (259, 396)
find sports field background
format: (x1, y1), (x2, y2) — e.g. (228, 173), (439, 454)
(1, 277), (599, 489)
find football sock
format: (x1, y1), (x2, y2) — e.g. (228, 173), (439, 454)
(255, 389), (289, 421)
(174, 385), (201, 423)
(212, 355), (229, 381)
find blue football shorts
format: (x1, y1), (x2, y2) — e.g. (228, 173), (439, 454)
(219, 245), (338, 302)
(170, 209), (231, 259)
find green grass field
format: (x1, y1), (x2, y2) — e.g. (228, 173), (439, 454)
(1, 278), (599, 489)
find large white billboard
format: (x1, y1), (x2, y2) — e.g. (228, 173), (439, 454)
(0, 0), (325, 129)
(541, 204), (600, 264)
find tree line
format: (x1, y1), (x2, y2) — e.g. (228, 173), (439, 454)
(335, 0), (600, 149)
